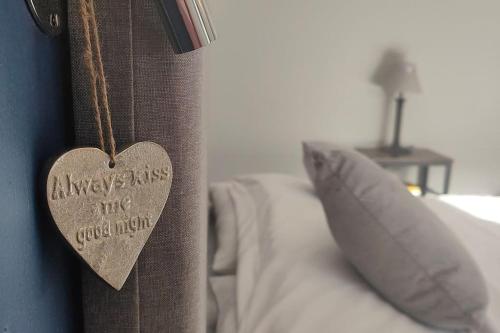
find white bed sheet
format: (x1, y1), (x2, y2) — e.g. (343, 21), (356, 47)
(437, 195), (500, 225)
(210, 275), (238, 333)
(210, 174), (500, 333)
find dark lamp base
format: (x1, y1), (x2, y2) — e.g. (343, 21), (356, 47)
(381, 145), (413, 157)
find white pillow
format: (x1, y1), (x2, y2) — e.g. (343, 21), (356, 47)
(210, 183), (238, 274)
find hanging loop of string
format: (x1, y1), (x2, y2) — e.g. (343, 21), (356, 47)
(79, 0), (117, 163)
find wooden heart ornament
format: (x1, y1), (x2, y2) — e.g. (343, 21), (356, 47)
(46, 142), (172, 290)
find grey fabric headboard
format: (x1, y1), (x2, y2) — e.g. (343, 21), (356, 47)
(68, 0), (205, 331)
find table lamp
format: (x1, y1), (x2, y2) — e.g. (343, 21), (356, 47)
(383, 62), (421, 156)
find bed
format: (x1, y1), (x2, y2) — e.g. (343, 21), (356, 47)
(207, 174), (500, 333)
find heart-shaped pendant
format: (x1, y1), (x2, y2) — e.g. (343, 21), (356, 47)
(46, 142), (172, 290)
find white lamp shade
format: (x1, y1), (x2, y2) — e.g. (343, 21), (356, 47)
(386, 62), (422, 95)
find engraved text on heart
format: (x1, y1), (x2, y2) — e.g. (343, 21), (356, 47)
(49, 164), (170, 251)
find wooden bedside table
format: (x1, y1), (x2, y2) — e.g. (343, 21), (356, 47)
(357, 148), (453, 196)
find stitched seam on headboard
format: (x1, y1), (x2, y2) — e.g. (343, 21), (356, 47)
(128, 0), (140, 331)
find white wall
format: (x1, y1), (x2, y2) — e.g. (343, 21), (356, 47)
(204, 0), (500, 194)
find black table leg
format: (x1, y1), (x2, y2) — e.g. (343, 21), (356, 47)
(418, 166), (429, 196)
(444, 163), (452, 194)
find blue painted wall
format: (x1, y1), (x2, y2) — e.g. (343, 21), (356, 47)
(0, 1), (81, 332)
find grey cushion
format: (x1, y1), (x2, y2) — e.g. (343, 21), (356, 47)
(303, 142), (489, 332)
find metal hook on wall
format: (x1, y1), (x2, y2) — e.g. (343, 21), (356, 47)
(26, 0), (65, 37)
(156, 0), (217, 54)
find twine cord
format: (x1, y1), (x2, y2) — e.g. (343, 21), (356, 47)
(79, 0), (116, 163)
